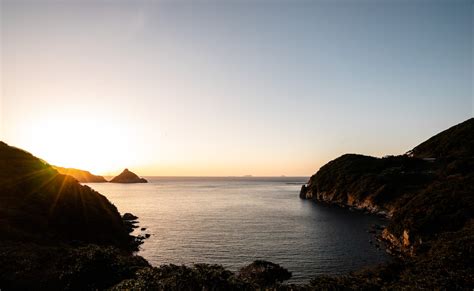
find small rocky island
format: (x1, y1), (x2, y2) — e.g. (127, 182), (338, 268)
(110, 168), (148, 183)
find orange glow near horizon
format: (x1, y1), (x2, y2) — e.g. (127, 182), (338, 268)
(14, 116), (144, 176)
(7, 113), (320, 177)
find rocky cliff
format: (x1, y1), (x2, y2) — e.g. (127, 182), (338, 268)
(110, 168), (148, 183)
(300, 154), (433, 218)
(53, 166), (108, 183)
(301, 118), (474, 257)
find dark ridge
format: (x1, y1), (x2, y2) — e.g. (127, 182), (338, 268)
(0, 141), (135, 249)
(410, 118), (474, 159)
(53, 166), (108, 183)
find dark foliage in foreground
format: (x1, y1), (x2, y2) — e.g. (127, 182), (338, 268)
(111, 260), (293, 290)
(0, 241), (294, 290)
(111, 264), (247, 290)
(238, 260), (292, 287)
(0, 243), (149, 290)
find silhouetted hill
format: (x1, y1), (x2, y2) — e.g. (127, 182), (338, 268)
(410, 118), (474, 158)
(53, 166), (108, 183)
(0, 141), (133, 248)
(0, 142), (298, 290)
(301, 119), (474, 251)
(110, 168), (147, 183)
(301, 118), (474, 288)
(0, 141), (151, 289)
(300, 154), (433, 216)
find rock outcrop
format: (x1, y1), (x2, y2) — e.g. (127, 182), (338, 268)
(53, 166), (107, 183)
(301, 118), (474, 256)
(110, 169), (148, 183)
(300, 153), (432, 218)
(299, 184), (308, 199)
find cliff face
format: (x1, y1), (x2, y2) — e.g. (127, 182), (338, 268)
(301, 154), (433, 217)
(53, 166), (108, 183)
(301, 118), (474, 256)
(110, 168), (148, 183)
(0, 141), (134, 248)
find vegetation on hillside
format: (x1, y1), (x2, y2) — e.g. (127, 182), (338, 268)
(301, 118), (474, 289)
(410, 117), (474, 158)
(305, 154), (433, 210)
(0, 142), (135, 248)
(53, 166), (107, 183)
(0, 243), (149, 290)
(111, 260), (292, 290)
(1, 118), (473, 290)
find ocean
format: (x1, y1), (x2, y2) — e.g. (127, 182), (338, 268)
(86, 177), (389, 283)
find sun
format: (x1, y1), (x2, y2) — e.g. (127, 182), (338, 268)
(20, 117), (137, 175)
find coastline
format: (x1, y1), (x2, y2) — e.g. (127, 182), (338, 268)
(1, 118), (473, 289)
(86, 177), (389, 284)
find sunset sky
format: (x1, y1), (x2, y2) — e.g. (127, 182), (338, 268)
(1, 0), (472, 176)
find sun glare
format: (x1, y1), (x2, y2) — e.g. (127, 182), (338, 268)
(23, 117), (137, 175)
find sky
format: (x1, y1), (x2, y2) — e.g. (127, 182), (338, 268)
(0, 0), (472, 176)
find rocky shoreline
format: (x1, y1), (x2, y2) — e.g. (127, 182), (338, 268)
(297, 118), (474, 288)
(1, 118), (472, 290)
(301, 184), (392, 218)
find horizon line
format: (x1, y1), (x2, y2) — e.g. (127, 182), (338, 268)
(100, 175), (310, 178)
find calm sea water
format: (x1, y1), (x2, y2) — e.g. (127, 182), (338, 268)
(86, 177), (389, 283)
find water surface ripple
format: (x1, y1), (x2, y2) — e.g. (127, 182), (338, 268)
(87, 177), (389, 283)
